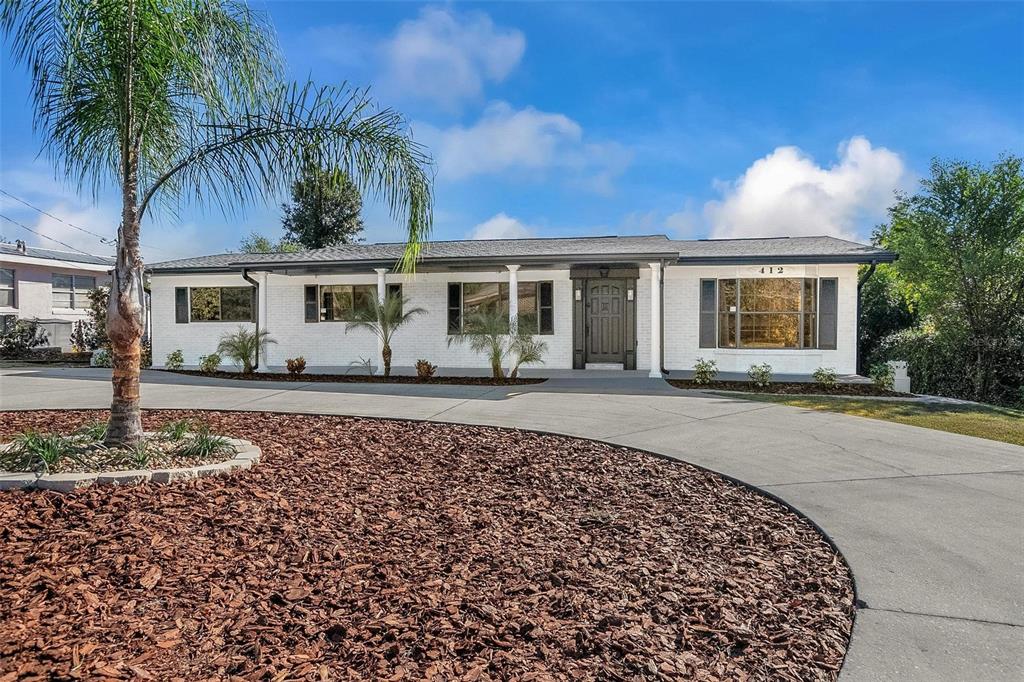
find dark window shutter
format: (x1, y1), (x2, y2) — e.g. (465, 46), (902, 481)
(819, 278), (838, 350)
(304, 285), (319, 323)
(699, 279), (717, 348)
(175, 288), (188, 323)
(538, 281), (553, 334)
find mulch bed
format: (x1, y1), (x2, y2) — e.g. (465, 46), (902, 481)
(0, 410), (854, 681)
(165, 370), (545, 386)
(668, 379), (909, 397)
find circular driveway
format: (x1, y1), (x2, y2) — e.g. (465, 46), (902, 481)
(2, 367), (1022, 680)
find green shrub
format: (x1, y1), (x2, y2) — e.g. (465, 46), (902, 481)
(165, 349), (184, 370)
(176, 424), (234, 459)
(158, 419), (193, 441)
(217, 327), (276, 374)
(0, 431), (82, 473)
(747, 363), (773, 388)
(869, 362), (895, 391)
(812, 367), (838, 390)
(415, 359), (437, 380)
(0, 320), (48, 356)
(109, 439), (155, 469)
(198, 353), (221, 373)
(286, 356), (306, 375)
(76, 420), (108, 442)
(90, 348), (112, 367)
(692, 358), (718, 385)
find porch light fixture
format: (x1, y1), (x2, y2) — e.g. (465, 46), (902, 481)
(599, 266), (610, 278)
(627, 288), (634, 301)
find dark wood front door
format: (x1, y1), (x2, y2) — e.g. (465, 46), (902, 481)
(586, 279), (626, 363)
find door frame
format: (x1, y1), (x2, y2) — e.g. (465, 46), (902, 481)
(570, 266), (638, 369)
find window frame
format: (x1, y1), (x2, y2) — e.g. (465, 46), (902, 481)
(447, 281), (554, 335)
(186, 286), (255, 323)
(0, 268), (14, 308)
(52, 273), (97, 310)
(315, 283), (382, 322)
(714, 277), (820, 350)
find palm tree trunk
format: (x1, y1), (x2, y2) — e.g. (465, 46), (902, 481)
(382, 343), (392, 377)
(105, 172), (146, 445)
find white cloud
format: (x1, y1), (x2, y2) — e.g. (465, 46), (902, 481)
(705, 136), (907, 240)
(418, 101), (631, 193)
(468, 213), (534, 240)
(313, 7), (524, 109)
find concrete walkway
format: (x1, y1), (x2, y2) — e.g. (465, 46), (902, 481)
(1, 367), (1021, 680)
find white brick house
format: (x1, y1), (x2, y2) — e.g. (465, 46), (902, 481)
(147, 235), (896, 377)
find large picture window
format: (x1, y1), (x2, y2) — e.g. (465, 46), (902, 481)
(717, 278), (817, 349)
(52, 274), (96, 309)
(0, 268), (13, 308)
(447, 281), (554, 335)
(189, 287), (254, 322)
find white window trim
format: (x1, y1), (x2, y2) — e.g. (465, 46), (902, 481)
(0, 268), (15, 309)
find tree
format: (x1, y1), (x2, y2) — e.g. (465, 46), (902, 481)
(858, 264), (916, 370)
(2, 0), (432, 445)
(345, 294), (426, 377)
(238, 231), (299, 254)
(447, 309), (546, 380)
(875, 155), (1023, 401)
(217, 326), (276, 374)
(282, 165), (364, 248)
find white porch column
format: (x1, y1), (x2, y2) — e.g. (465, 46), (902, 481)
(506, 264), (520, 329)
(375, 268), (387, 303)
(257, 272), (269, 372)
(648, 262), (662, 378)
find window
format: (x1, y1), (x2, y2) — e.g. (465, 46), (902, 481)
(0, 268), (13, 308)
(716, 278), (818, 349)
(52, 274), (96, 309)
(188, 287), (253, 321)
(447, 281), (554, 334)
(319, 284), (377, 321)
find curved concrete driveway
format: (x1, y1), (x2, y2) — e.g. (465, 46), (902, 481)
(1, 367), (1021, 680)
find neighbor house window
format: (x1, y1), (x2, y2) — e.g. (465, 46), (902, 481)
(716, 278), (817, 349)
(447, 281), (553, 335)
(52, 274), (96, 309)
(188, 286), (254, 321)
(0, 268), (13, 308)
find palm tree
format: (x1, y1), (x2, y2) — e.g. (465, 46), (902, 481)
(447, 307), (511, 380)
(508, 327), (547, 379)
(345, 294), (425, 377)
(1, 1), (432, 444)
(217, 326), (276, 374)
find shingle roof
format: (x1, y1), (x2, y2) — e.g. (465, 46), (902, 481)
(148, 234), (895, 272)
(0, 242), (114, 266)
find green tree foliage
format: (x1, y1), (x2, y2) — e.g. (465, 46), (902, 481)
(1, 0), (432, 444)
(858, 264), (916, 370)
(873, 155), (1023, 404)
(282, 166), (364, 248)
(238, 231), (300, 253)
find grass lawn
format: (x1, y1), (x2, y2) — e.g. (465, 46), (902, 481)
(726, 395), (1024, 447)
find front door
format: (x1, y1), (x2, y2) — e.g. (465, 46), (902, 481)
(586, 279), (626, 364)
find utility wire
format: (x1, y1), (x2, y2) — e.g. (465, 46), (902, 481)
(0, 188), (178, 256)
(0, 212), (110, 258)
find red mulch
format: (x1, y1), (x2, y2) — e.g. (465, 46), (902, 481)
(668, 379), (908, 397)
(0, 410), (854, 681)
(165, 370), (544, 386)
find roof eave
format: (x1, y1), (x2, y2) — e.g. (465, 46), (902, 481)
(676, 252), (898, 266)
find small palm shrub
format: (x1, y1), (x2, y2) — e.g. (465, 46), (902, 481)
(165, 349), (184, 370)
(176, 424), (234, 458)
(286, 356), (307, 376)
(217, 326), (276, 374)
(198, 353), (222, 373)
(345, 294), (426, 377)
(812, 367), (838, 390)
(416, 359), (437, 380)
(0, 431), (82, 473)
(692, 358), (718, 385)
(869, 362), (895, 391)
(747, 363), (773, 388)
(509, 328), (547, 380)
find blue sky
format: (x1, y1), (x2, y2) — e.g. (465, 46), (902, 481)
(1, 1), (1021, 261)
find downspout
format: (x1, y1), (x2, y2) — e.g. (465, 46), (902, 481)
(856, 261), (878, 376)
(241, 268), (260, 372)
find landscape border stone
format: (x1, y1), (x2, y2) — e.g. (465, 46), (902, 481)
(0, 436), (260, 492)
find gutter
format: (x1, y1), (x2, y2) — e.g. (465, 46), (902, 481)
(240, 268), (260, 372)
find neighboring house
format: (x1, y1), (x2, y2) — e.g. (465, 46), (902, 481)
(0, 240), (114, 349)
(147, 234), (896, 377)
